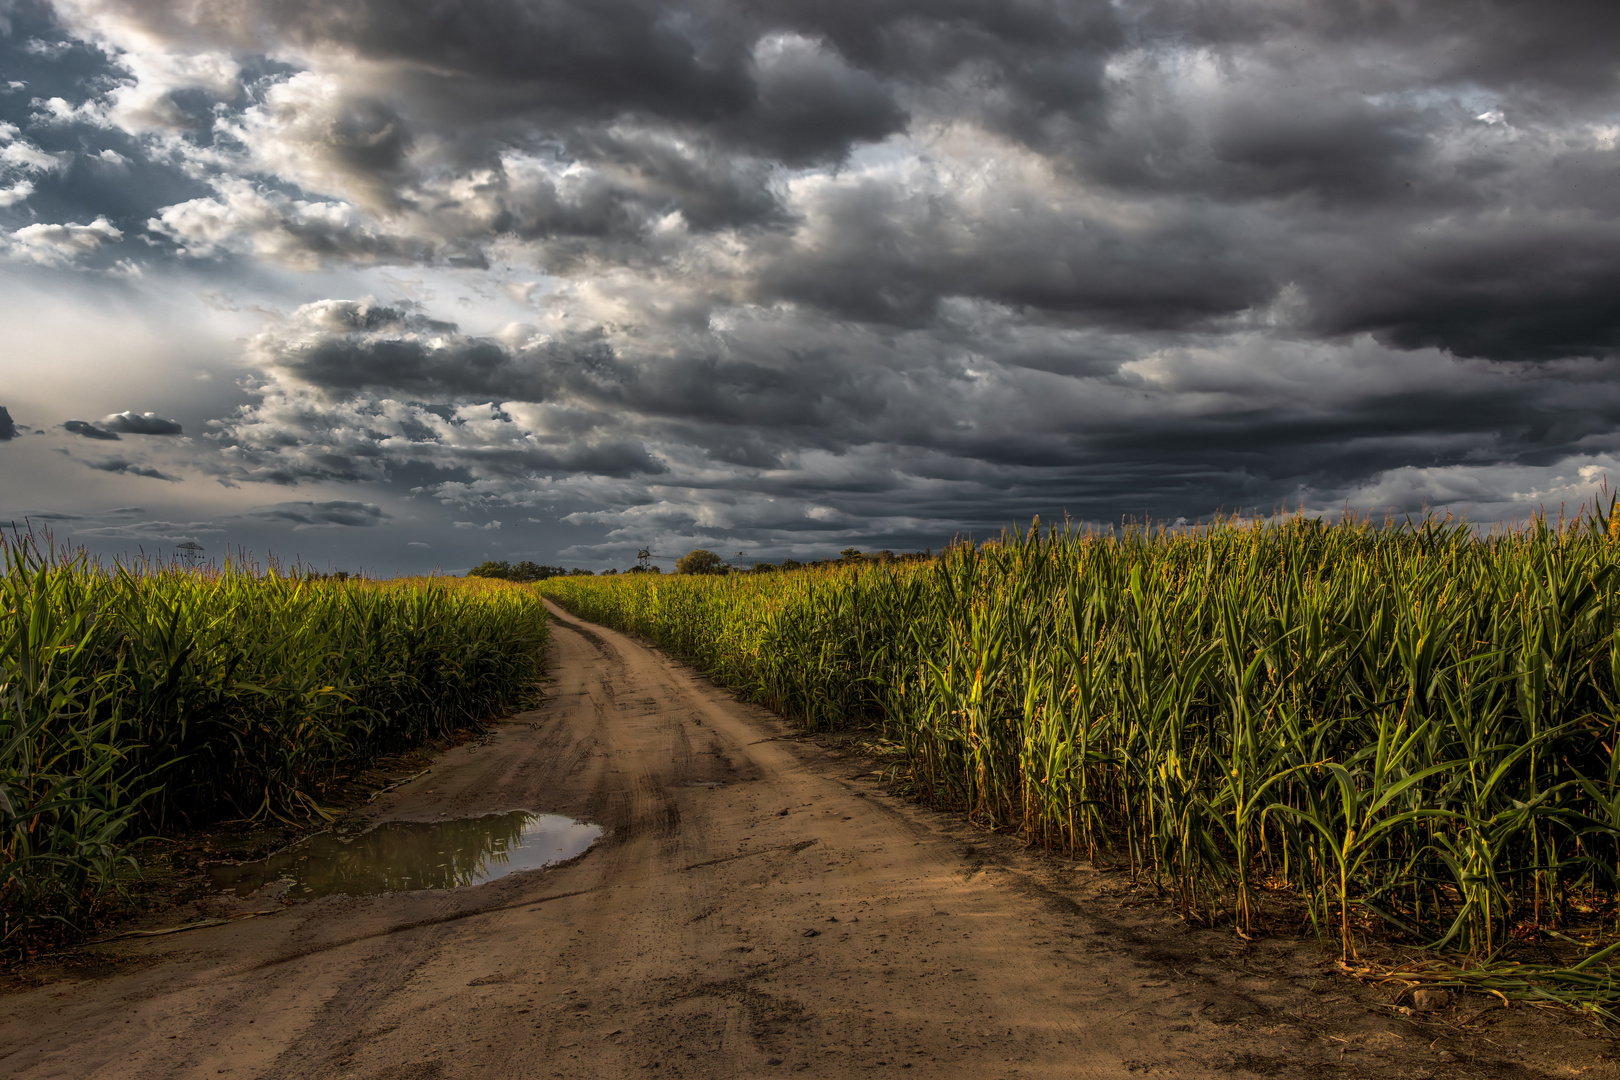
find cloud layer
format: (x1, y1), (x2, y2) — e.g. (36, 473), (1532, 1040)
(3, 0), (1620, 565)
(104, 410), (183, 435)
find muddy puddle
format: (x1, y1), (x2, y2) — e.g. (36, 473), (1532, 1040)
(208, 811), (602, 899)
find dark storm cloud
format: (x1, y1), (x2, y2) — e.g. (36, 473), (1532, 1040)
(506, 129), (787, 240)
(18, 0), (1620, 559)
(210, 390), (669, 486)
(1193, 97), (1428, 204)
(749, 182), (1277, 328)
(86, 457), (179, 480)
(103, 410), (183, 435)
(735, 32), (906, 164)
(247, 499), (388, 527)
(252, 299), (918, 437)
(272, 303), (527, 397)
(217, 295), (1620, 545)
(1132, 0), (1620, 96)
(63, 418), (119, 439)
(80, 0), (916, 160)
(1308, 221), (1620, 363)
(35, 0), (1618, 360)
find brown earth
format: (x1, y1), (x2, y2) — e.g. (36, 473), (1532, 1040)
(1, 602), (1615, 1079)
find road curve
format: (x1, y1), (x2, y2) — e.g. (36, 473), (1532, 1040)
(0, 602), (1273, 1079)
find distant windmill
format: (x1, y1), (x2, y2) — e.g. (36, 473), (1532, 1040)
(175, 540), (205, 567)
(635, 548), (677, 569)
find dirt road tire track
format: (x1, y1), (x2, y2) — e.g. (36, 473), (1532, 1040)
(0, 603), (1609, 1079)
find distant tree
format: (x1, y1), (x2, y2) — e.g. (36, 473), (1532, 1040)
(626, 564), (662, 574)
(469, 560), (567, 582)
(601, 568), (619, 575)
(751, 562), (778, 573)
(779, 559), (803, 571)
(569, 567), (595, 576)
(676, 548), (728, 575)
(839, 548), (866, 564)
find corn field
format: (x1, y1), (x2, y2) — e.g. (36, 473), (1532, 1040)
(543, 504), (1620, 972)
(0, 536), (548, 948)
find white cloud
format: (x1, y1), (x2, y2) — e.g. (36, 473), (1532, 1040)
(8, 217), (124, 264)
(0, 181), (35, 208)
(0, 140), (58, 172)
(1336, 455), (1620, 525)
(221, 72), (405, 209)
(0, 125), (64, 209)
(28, 6), (241, 134)
(149, 179), (424, 268)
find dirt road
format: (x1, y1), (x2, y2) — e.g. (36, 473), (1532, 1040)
(0, 604), (1610, 1079)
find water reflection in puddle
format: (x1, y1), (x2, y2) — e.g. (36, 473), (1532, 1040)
(208, 811), (602, 899)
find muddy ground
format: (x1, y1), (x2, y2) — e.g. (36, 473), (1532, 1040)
(0, 602), (1615, 1079)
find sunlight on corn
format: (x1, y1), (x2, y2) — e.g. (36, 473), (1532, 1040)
(543, 500), (1620, 1002)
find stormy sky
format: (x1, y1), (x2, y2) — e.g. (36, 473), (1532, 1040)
(3, 0), (1619, 573)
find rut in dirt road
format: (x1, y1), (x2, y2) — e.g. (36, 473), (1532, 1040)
(1, 604), (1378, 1079)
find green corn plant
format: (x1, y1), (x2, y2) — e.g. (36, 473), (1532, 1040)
(541, 495), (1620, 983)
(1, 541), (146, 944)
(0, 534), (550, 948)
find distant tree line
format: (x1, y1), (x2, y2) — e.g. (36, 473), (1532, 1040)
(471, 548), (937, 580)
(302, 569), (358, 581)
(466, 560), (593, 581)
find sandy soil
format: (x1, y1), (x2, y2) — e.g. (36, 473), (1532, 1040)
(1, 603), (1615, 1079)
